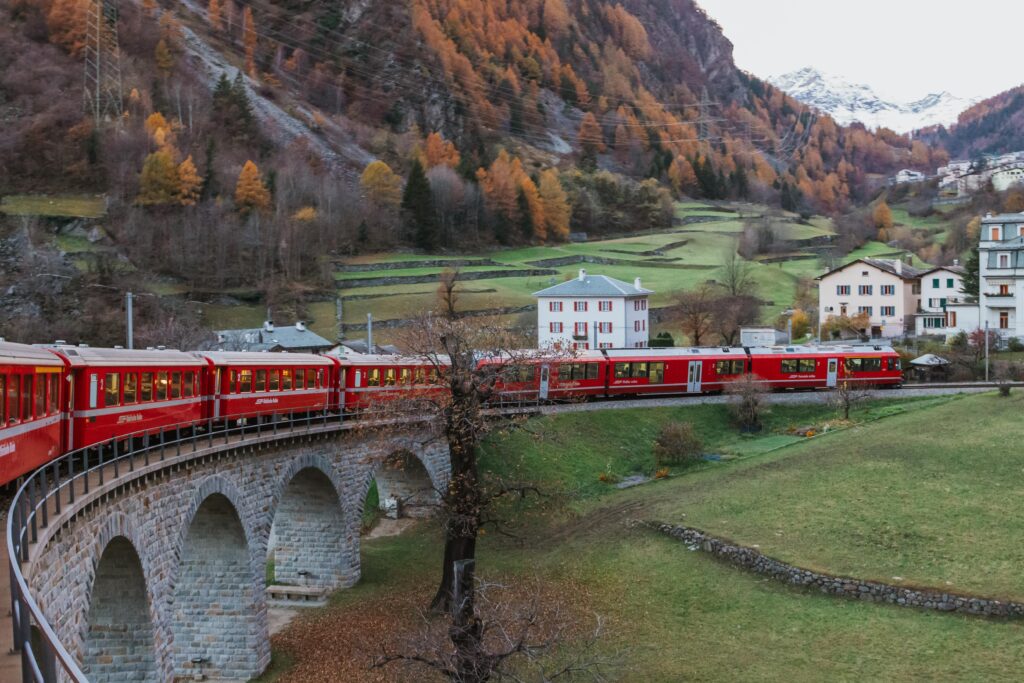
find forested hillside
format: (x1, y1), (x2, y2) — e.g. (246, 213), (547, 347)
(918, 86), (1024, 158)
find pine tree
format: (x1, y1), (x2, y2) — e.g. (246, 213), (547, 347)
(962, 245), (980, 299)
(177, 155), (203, 206)
(402, 159), (439, 250)
(243, 7), (257, 76)
(234, 160), (271, 213)
(516, 188), (534, 241)
(137, 150), (180, 206)
(538, 169), (570, 242)
(207, 0), (223, 31)
(201, 138), (218, 199)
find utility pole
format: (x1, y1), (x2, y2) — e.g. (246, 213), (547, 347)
(125, 291), (133, 349)
(367, 313), (373, 352)
(84, 0), (123, 124)
(985, 320), (990, 382)
(335, 297), (343, 342)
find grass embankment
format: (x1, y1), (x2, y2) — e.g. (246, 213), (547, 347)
(268, 393), (1024, 681)
(1, 194), (106, 218)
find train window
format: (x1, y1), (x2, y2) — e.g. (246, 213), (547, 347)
(648, 362), (665, 384)
(311, 370), (320, 388)
(239, 369), (252, 393)
(229, 370), (237, 392)
(520, 365), (536, 382)
(414, 368), (426, 384)
(6, 376), (18, 424)
(104, 373), (120, 407)
(558, 364), (571, 380)
(630, 362), (648, 379)
(21, 376), (32, 421)
(428, 368), (439, 384)
(398, 368), (411, 384)
(184, 371), (195, 398)
(141, 373), (154, 402)
(384, 368), (396, 386)
(171, 372), (182, 399)
(586, 364), (599, 380)
(800, 359), (815, 372)
(283, 369), (293, 390)
(156, 372), (169, 401)
(889, 358), (901, 371)
(614, 363), (630, 379)
(367, 368), (380, 387)
(715, 360), (744, 376)
(781, 359), (798, 373)
(256, 370), (267, 392)
(295, 369), (305, 388)
(268, 370), (280, 391)
(49, 375), (59, 414)
(35, 376), (46, 417)
(124, 373), (138, 404)
(0, 376), (5, 424)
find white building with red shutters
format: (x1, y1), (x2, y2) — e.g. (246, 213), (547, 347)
(533, 269), (652, 350)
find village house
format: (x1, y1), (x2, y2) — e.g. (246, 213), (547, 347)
(533, 269), (652, 350)
(816, 258), (923, 339)
(216, 321), (334, 353)
(914, 265), (967, 336)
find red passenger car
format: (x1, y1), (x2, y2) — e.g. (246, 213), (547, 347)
(747, 345), (902, 390)
(344, 354), (447, 411)
(0, 341), (66, 483)
(46, 346), (206, 450)
(197, 352), (340, 421)
(603, 347), (748, 397)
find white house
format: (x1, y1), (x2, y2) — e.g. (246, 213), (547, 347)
(890, 169), (926, 185)
(992, 166), (1024, 192)
(913, 265), (967, 336)
(533, 269), (652, 350)
(816, 258), (923, 339)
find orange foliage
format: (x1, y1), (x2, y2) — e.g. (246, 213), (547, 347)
(208, 0), (223, 31)
(243, 7), (257, 77)
(538, 169), (570, 242)
(235, 160), (271, 213)
(421, 132), (461, 169)
(46, 0), (89, 58)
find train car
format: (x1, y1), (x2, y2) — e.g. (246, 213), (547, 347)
(343, 354), (447, 412)
(196, 352), (339, 422)
(45, 345), (206, 451)
(747, 345), (903, 390)
(0, 341), (66, 484)
(603, 347), (748, 397)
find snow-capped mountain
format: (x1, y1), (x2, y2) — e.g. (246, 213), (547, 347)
(768, 67), (976, 133)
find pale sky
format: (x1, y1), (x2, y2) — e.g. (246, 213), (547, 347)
(697, 0), (1023, 101)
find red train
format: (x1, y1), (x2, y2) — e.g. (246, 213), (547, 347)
(0, 340), (902, 486)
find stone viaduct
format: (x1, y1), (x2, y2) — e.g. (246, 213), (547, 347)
(15, 420), (450, 682)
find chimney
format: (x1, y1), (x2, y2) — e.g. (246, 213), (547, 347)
(578, 269), (586, 282)
(263, 320), (275, 333)
(295, 321), (306, 332)
(894, 259), (902, 275)
(953, 258), (960, 266)
(634, 277), (642, 289)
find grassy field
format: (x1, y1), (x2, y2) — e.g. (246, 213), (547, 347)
(268, 393), (1024, 681)
(1, 194), (107, 218)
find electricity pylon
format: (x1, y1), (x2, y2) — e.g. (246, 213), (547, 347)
(84, 0), (123, 125)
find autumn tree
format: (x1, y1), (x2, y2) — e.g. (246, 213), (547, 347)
(872, 200), (893, 241)
(577, 112), (604, 170)
(46, 0), (89, 57)
(519, 177), (545, 241)
(422, 132), (460, 169)
(137, 150), (180, 206)
(538, 169), (570, 242)
(242, 7), (257, 77)
(177, 155), (202, 206)
(208, 0), (223, 31)
(361, 160), (403, 207)
(234, 160), (271, 213)
(402, 158), (439, 250)
(668, 157), (697, 196)
(155, 39), (175, 78)
(1004, 190), (1024, 213)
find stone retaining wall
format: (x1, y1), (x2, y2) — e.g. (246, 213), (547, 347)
(644, 521), (1024, 618)
(339, 268), (556, 289)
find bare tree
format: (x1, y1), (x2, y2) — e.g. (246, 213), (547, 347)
(674, 283), (716, 346)
(438, 267), (461, 320)
(725, 375), (770, 432)
(829, 378), (870, 421)
(709, 295), (761, 346)
(719, 247), (756, 297)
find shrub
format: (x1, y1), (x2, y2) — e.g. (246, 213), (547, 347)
(998, 382), (1012, 397)
(654, 467), (670, 479)
(1008, 337), (1024, 352)
(725, 374), (770, 432)
(653, 422), (703, 466)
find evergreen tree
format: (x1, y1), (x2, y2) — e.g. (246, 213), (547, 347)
(516, 188), (534, 241)
(962, 244), (980, 299)
(402, 159), (438, 250)
(201, 138), (218, 199)
(730, 165), (749, 198)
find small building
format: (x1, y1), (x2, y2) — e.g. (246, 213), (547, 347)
(890, 169), (926, 185)
(216, 321), (333, 353)
(913, 264), (967, 336)
(533, 269), (652, 350)
(816, 258), (923, 339)
(740, 327), (787, 347)
(992, 166), (1024, 192)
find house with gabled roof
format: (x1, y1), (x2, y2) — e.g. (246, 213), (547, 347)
(816, 258), (923, 339)
(533, 269), (652, 349)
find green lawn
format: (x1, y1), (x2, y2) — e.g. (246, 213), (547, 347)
(270, 393), (1024, 681)
(1, 194), (107, 218)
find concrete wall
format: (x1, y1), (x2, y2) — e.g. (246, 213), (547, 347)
(26, 428), (450, 681)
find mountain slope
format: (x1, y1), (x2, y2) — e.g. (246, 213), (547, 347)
(769, 67), (974, 133)
(918, 86), (1024, 158)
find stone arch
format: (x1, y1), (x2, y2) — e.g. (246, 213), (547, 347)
(170, 477), (269, 680)
(82, 534), (157, 682)
(267, 457), (347, 589)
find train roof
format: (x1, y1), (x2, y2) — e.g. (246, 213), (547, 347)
(343, 353), (446, 365)
(602, 347), (746, 360)
(0, 340), (65, 367)
(195, 351), (335, 366)
(40, 345), (202, 367)
(747, 344), (895, 355)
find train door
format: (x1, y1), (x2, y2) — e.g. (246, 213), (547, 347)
(826, 358), (838, 388)
(89, 373), (99, 409)
(687, 361), (702, 393)
(213, 367), (222, 419)
(539, 364), (550, 400)
(337, 368), (346, 413)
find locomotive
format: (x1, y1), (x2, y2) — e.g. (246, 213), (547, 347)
(0, 340), (902, 486)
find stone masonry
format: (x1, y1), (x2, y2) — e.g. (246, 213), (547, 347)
(647, 521), (1024, 618)
(26, 427), (450, 682)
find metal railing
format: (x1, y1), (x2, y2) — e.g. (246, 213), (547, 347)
(6, 406), (364, 683)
